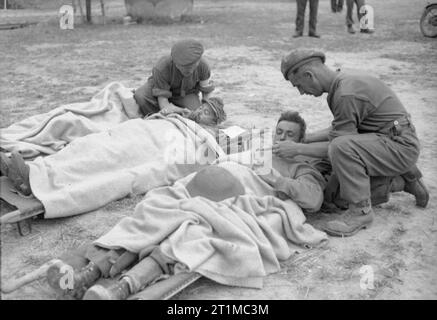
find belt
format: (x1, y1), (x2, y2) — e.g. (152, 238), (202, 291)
(379, 114), (414, 137)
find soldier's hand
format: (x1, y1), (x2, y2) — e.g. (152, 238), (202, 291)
(272, 141), (300, 158)
(161, 104), (184, 115)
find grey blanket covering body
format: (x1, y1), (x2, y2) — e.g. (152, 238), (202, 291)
(0, 82), (135, 159)
(95, 161), (328, 289)
(29, 114), (224, 218)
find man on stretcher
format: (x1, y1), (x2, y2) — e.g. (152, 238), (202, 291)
(0, 97), (227, 199)
(38, 110), (327, 300)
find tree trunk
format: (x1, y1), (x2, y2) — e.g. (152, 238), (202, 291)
(86, 0), (91, 23)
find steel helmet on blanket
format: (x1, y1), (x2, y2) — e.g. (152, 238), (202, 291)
(185, 166), (245, 202)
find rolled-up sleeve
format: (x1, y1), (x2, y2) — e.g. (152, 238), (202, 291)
(151, 67), (172, 98)
(273, 174), (324, 213)
(328, 95), (368, 141)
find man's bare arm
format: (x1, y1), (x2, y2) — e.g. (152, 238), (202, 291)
(273, 141), (329, 159)
(304, 126), (331, 143)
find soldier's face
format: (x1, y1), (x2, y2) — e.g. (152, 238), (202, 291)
(189, 103), (217, 126)
(274, 121), (302, 143)
(288, 71), (323, 97)
(176, 60), (200, 77)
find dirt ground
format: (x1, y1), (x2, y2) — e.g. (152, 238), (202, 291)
(1, 0), (436, 300)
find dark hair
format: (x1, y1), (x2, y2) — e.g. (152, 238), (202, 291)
(276, 111), (306, 142)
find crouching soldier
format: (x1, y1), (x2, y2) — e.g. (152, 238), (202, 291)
(277, 49), (429, 237)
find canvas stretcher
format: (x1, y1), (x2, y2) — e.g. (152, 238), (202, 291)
(0, 176), (44, 236)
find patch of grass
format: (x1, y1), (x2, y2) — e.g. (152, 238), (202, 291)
(339, 249), (374, 271)
(378, 223), (407, 256)
(21, 252), (53, 266)
(101, 193), (143, 212)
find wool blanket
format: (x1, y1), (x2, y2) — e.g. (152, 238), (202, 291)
(95, 161), (328, 289)
(0, 82), (138, 159)
(29, 115), (224, 218)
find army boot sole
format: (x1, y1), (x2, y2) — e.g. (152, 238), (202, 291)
(414, 178), (429, 208)
(322, 218), (373, 237)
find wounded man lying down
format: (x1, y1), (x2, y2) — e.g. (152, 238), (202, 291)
(46, 162), (328, 300)
(44, 111), (328, 300)
(0, 97), (227, 219)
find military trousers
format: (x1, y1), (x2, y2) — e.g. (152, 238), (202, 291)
(60, 244), (174, 280)
(327, 128), (420, 205)
(295, 0), (319, 35)
(346, 0), (365, 26)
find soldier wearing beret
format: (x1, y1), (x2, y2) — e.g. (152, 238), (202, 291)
(278, 49), (429, 237)
(133, 39), (215, 117)
(0, 97), (227, 198)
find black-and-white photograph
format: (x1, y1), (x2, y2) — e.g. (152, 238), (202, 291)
(0, 0), (436, 304)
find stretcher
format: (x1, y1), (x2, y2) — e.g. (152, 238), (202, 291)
(129, 272), (202, 300)
(0, 176), (44, 236)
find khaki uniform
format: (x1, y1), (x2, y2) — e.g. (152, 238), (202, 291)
(272, 156), (326, 213)
(134, 56), (214, 116)
(346, 0), (365, 27)
(325, 72), (420, 205)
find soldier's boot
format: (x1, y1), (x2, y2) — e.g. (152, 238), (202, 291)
(347, 24), (356, 34)
(322, 200), (374, 237)
(83, 257), (163, 300)
(308, 32), (321, 38)
(82, 277), (132, 300)
(401, 167), (429, 208)
(47, 261), (101, 298)
(0, 152), (11, 176)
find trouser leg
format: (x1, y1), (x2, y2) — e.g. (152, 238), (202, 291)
(330, 0), (336, 12)
(324, 173), (393, 208)
(80, 245), (137, 278)
(356, 0), (365, 24)
(58, 244), (90, 270)
(328, 133), (419, 204)
(123, 247), (174, 293)
(369, 176), (392, 205)
(295, 0), (307, 34)
(345, 0), (355, 26)
(308, 0), (319, 34)
(133, 82), (160, 116)
(59, 244), (138, 278)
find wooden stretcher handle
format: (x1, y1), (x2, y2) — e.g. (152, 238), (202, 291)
(1, 259), (62, 294)
(0, 208), (44, 225)
(129, 272), (202, 300)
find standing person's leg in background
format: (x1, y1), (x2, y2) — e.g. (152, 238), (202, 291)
(308, 0), (320, 38)
(346, 0), (365, 34)
(355, 0), (366, 30)
(294, 0), (307, 37)
(346, 0), (356, 33)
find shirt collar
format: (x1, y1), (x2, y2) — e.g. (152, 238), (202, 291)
(327, 70), (343, 106)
